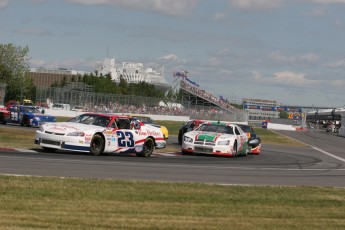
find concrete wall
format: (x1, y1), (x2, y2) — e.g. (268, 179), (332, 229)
(44, 108), (190, 122)
(44, 108), (308, 131)
(267, 122), (299, 131)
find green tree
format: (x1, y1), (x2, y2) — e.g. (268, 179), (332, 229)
(280, 111), (289, 119)
(0, 43), (31, 102)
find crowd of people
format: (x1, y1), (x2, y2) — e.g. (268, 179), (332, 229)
(307, 120), (341, 133)
(180, 80), (240, 112)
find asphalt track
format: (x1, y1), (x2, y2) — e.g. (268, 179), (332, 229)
(0, 128), (344, 187)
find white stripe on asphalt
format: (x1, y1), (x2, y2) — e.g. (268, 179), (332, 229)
(272, 130), (345, 164)
(310, 146), (345, 163)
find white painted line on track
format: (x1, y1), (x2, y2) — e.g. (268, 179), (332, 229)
(157, 153), (177, 157)
(272, 131), (345, 164)
(310, 146), (345, 163)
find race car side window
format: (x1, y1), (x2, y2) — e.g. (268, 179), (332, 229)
(110, 121), (118, 128)
(116, 118), (131, 129)
(235, 127), (241, 135)
(225, 126), (234, 134)
(190, 122), (196, 129)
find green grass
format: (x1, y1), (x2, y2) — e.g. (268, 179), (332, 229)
(156, 120), (185, 136)
(0, 176), (344, 229)
(255, 128), (305, 146)
(0, 127), (37, 149)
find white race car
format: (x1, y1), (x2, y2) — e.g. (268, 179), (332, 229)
(181, 121), (249, 157)
(35, 113), (166, 157)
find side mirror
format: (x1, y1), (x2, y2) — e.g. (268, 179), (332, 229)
(134, 123), (141, 129)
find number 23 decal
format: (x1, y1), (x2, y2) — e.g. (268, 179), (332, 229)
(116, 131), (134, 147)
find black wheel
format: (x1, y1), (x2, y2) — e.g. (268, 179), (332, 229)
(137, 138), (154, 157)
(243, 143), (249, 156)
(90, 134), (105, 156)
(42, 147), (56, 153)
(0, 113), (6, 125)
(181, 150), (189, 155)
(178, 131), (183, 145)
(22, 116), (30, 127)
(232, 142), (238, 157)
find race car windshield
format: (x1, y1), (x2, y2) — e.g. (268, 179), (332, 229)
(198, 124), (234, 134)
(22, 107), (40, 113)
(92, 116), (111, 127)
(238, 125), (254, 133)
(135, 116), (154, 124)
(68, 114), (98, 125)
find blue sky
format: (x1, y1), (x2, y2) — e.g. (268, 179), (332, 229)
(1, 0), (345, 107)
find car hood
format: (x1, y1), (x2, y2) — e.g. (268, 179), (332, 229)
(41, 122), (104, 134)
(186, 131), (235, 141)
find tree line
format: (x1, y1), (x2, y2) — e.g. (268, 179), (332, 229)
(51, 72), (165, 98)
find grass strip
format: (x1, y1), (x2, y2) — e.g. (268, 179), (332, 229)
(0, 175), (344, 229)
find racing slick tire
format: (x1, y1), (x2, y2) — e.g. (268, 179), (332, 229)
(0, 113), (6, 124)
(90, 134), (105, 156)
(42, 147), (56, 153)
(21, 116), (30, 127)
(136, 137), (154, 157)
(181, 150), (190, 155)
(178, 131), (183, 145)
(232, 142), (238, 157)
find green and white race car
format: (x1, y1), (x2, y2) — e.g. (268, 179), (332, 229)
(181, 121), (249, 157)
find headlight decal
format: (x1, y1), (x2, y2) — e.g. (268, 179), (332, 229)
(183, 136), (193, 143)
(217, 140), (230, 145)
(66, 132), (85, 137)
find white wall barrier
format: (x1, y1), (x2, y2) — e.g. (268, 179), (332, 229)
(44, 109), (190, 122)
(267, 122), (301, 131)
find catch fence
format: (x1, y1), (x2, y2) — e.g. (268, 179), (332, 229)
(35, 83), (248, 122)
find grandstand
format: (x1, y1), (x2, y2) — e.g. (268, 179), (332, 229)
(172, 72), (247, 122)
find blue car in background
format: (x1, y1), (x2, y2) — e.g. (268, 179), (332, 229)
(7, 105), (56, 127)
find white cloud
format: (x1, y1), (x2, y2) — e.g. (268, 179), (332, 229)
(159, 54), (178, 61)
(208, 57), (222, 66)
(220, 69), (232, 75)
(326, 59), (345, 68)
(30, 58), (96, 71)
(268, 51), (319, 63)
(65, 0), (199, 16)
(252, 71), (261, 81)
(273, 71), (319, 87)
(328, 80), (345, 87)
(334, 20), (345, 28)
(304, 6), (328, 16)
(229, 0), (345, 11)
(229, 0), (283, 10)
(16, 27), (52, 36)
(213, 12), (226, 20)
(306, 0), (345, 3)
(299, 53), (320, 62)
(215, 48), (230, 57)
(0, 0), (9, 9)
(253, 70), (321, 87)
(30, 58), (46, 68)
